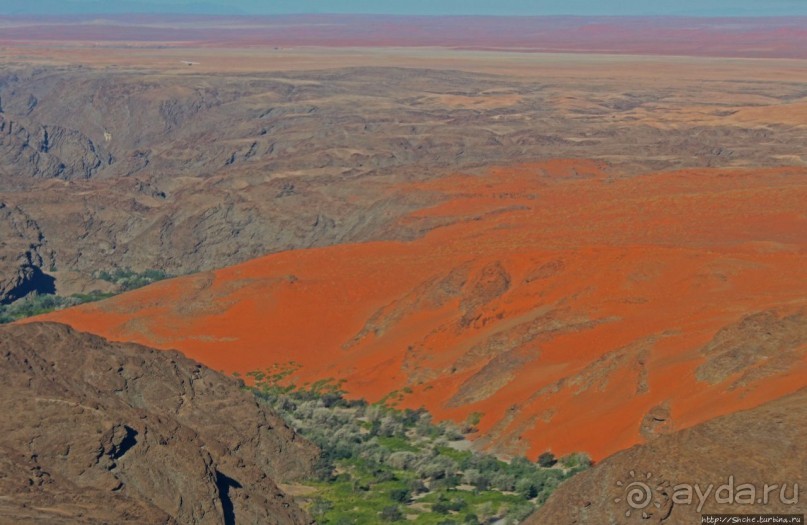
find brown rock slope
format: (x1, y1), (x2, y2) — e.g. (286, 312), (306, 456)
(0, 322), (317, 525)
(0, 201), (54, 303)
(526, 387), (807, 524)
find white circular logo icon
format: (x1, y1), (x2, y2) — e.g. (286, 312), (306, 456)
(614, 470), (665, 517)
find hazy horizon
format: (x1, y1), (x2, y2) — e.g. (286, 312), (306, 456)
(2, 0), (807, 17)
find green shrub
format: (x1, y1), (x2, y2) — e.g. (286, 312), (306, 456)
(247, 365), (587, 524)
(515, 478), (539, 499)
(96, 268), (170, 291)
(537, 452), (557, 468)
(559, 452), (592, 470)
(379, 506), (404, 522)
(389, 487), (411, 503)
(0, 291), (114, 324)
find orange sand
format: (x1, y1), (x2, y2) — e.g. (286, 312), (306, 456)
(36, 160), (807, 460)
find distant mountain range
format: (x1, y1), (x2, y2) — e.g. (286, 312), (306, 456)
(0, 0), (244, 16)
(2, 0), (807, 17)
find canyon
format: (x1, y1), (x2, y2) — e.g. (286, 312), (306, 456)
(1, 14), (806, 523)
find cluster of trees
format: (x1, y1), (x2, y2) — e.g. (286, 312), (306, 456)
(249, 365), (591, 524)
(0, 267), (171, 324)
(96, 268), (170, 291)
(0, 291), (113, 324)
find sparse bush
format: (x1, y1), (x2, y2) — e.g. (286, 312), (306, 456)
(408, 479), (428, 495)
(443, 425), (465, 441)
(506, 503), (535, 522)
(477, 502), (496, 521)
(462, 468), (481, 485)
(463, 411), (484, 433)
(515, 478), (539, 499)
(537, 451), (557, 468)
(433, 495), (467, 514)
(389, 487), (411, 503)
(416, 456), (457, 481)
(491, 472), (517, 491)
(387, 451), (416, 470)
(373, 469), (396, 483)
(0, 291), (114, 324)
(379, 505), (404, 522)
(560, 452), (592, 471)
(97, 268), (170, 291)
(309, 498), (333, 518)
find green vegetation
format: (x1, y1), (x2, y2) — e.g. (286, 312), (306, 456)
(249, 363), (592, 524)
(536, 452), (557, 469)
(0, 268), (171, 324)
(0, 291), (113, 324)
(96, 268), (170, 291)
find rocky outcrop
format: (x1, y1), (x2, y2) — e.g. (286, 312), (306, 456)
(0, 114), (109, 182)
(525, 388), (807, 524)
(459, 262), (512, 328)
(0, 202), (53, 304)
(0, 322), (318, 524)
(695, 309), (807, 387)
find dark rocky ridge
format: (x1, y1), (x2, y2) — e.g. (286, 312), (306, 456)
(0, 201), (54, 304)
(0, 322), (317, 524)
(526, 387), (807, 524)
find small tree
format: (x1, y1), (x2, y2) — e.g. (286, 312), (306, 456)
(537, 451), (557, 468)
(462, 411), (484, 433)
(490, 472), (516, 491)
(389, 487), (412, 503)
(309, 498), (333, 519)
(409, 479), (429, 495)
(387, 451), (416, 470)
(380, 505), (404, 522)
(559, 452), (592, 470)
(472, 475), (490, 492)
(515, 478), (538, 499)
(478, 502), (495, 522)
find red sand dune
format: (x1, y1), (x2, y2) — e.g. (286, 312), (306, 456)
(37, 160), (807, 460)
